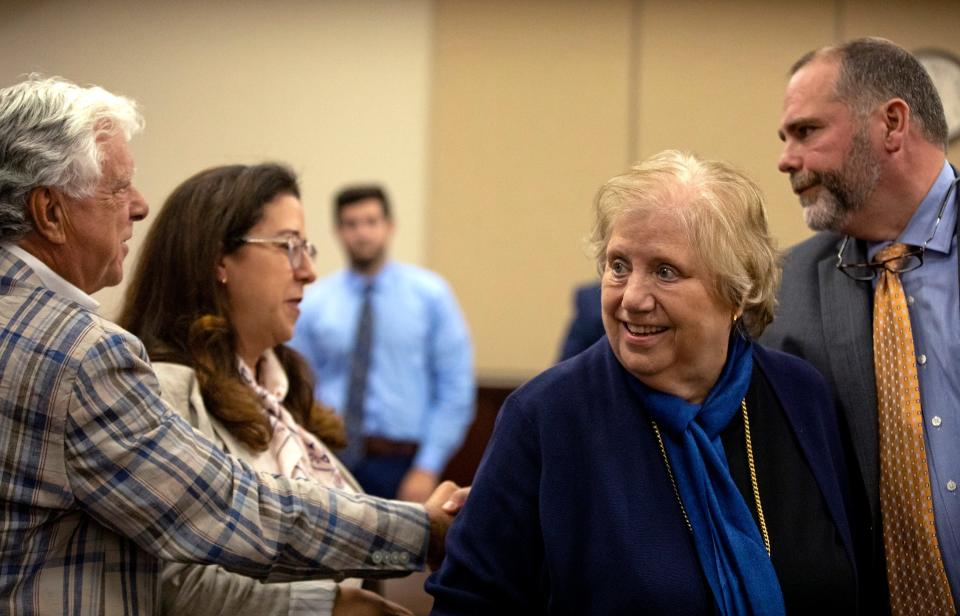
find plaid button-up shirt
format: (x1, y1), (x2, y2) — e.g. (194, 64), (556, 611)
(0, 248), (429, 615)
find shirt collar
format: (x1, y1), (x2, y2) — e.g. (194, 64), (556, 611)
(869, 160), (958, 260)
(238, 348), (289, 400)
(346, 260), (394, 292)
(1, 243), (100, 311)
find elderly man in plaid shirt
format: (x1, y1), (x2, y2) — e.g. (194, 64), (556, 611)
(0, 76), (464, 615)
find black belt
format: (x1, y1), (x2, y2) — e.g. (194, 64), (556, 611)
(364, 437), (418, 458)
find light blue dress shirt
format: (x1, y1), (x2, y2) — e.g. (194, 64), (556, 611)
(291, 261), (475, 475)
(869, 160), (960, 599)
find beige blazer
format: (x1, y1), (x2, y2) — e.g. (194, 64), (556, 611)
(154, 362), (369, 616)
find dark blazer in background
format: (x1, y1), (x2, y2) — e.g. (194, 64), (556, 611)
(557, 282), (604, 362)
(427, 339), (856, 615)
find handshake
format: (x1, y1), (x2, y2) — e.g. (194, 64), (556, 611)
(331, 481), (470, 616)
(424, 481), (470, 571)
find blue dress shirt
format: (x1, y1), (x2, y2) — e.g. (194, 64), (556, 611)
(291, 261), (475, 475)
(868, 160), (960, 600)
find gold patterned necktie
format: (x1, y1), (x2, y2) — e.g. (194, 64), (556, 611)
(874, 242), (955, 615)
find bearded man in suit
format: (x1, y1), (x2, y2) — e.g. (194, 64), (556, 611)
(762, 38), (958, 615)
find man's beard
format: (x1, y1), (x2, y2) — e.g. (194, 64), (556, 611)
(349, 245), (386, 272)
(791, 127), (881, 232)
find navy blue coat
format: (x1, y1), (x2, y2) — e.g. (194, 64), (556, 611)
(428, 340), (856, 615)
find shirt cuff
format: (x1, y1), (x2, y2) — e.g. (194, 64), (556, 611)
(287, 580), (337, 616)
(414, 445), (448, 475)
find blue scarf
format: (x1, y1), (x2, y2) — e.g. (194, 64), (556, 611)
(629, 335), (785, 615)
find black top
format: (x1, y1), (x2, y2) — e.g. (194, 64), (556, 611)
(721, 367), (857, 613)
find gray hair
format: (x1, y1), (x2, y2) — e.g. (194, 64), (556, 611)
(0, 76), (143, 241)
(590, 150), (780, 338)
(791, 37), (948, 150)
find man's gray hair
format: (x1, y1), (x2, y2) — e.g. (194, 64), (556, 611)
(0, 76), (143, 241)
(791, 38), (948, 151)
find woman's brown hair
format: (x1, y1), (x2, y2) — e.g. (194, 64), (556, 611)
(118, 163), (345, 450)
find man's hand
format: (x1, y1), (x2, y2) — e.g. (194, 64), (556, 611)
(332, 586), (413, 616)
(396, 468), (438, 503)
(423, 480), (471, 570)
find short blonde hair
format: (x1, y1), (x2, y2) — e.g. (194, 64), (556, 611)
(589, 150), (780, 337)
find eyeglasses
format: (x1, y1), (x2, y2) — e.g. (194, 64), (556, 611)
(836, 175), (960, 281)
(240, 236), (317, 269)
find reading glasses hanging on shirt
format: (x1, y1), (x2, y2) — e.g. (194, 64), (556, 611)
(836, 175), (960, 281)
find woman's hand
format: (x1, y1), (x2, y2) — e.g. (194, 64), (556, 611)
(331, 586), (413, 616)
(423, 481), (473, 569)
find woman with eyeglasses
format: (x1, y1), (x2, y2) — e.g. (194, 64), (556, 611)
(119, 164), (415, 616)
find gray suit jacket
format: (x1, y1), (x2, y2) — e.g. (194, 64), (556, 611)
(762, 233), (877, 517)
(153, 362), (376, 616)
(760, 232), (884, 609)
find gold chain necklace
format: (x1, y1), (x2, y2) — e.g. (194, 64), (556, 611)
(650, 398), (771, 556)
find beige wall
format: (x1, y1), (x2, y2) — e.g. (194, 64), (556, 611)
(427, 0), (634, 383)
(2, 0), (958, 383)
(428, 0), (960, 382)
(0, 0), (434, 317)
(634, 1), (836, 248)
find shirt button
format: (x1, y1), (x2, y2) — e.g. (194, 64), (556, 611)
(932, 416), (943, 427)
(918, 354), (927, 365)
(907, 295), (915, 306)
(948, 480), (957, 492)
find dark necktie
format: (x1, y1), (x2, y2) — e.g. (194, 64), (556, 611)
(341, 282), (373, 468)
(873, 243), (955, 615)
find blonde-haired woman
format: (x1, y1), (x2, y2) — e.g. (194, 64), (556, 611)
(427, 151), (857, 615)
